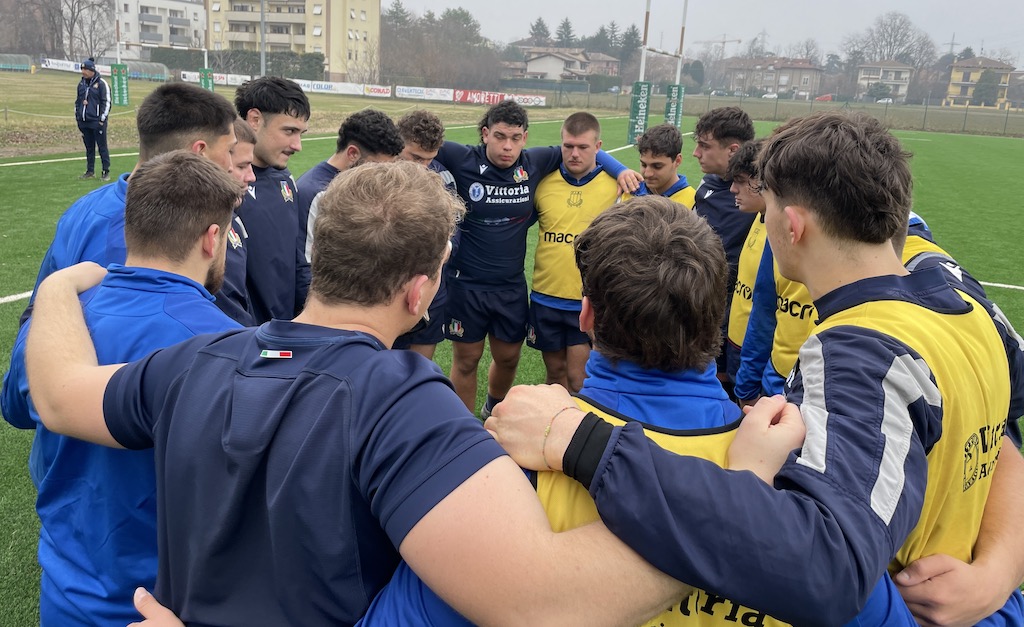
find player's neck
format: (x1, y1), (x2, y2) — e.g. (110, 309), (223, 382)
(649, 174), (679, 196)
(123, 253), (208, 288)
(293, 296), (404, 346)
(799, 240), (909, 301)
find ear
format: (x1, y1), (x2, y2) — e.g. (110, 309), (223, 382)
(190, 139), (208, 157)
(345, 144), (362, 167)
(245, 109), (261, 131)
(579, 297), (595, 333)
(784, 205), (807, 245)
(727, 141), (742, 156)
(201, 224), (221, 259)
(595, 138), (603, 151)
(672, 153), (683, 169)
(405, 274), (431, 316)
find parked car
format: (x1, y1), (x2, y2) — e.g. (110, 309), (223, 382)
(876, 97), (893, 104)
(762, 93), (778, 99)
(608, 86), (621, 94)
(814, 94), (833, 101)
(710, 90), (727, 96)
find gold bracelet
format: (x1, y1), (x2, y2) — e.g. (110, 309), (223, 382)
(542, 406), (576, 471)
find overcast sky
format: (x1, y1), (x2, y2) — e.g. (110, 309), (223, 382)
(395, 0), (1022, 65)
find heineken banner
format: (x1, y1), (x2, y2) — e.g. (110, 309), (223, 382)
(664, 84), (684, 128)
(110, 64), (129, 106)
(199, 69), (215, 92)
(628, 81), (652, 144)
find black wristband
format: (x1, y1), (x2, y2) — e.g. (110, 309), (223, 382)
(562, 412), (613, 490)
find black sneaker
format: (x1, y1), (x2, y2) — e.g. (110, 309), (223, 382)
(79, 171), (95, 180)
(101, 170), (111, 181)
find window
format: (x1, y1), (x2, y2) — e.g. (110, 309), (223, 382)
(313, 46), (321, 53)
(296, 25), (305, 35)
(360, 10), (366, 20)
(313, 26), (322, 36)
(350, 9), (356, 18)
(214, 41), (222, 50)
(123, 3), (128, 11)
(212, 1), (220, 10)
(313, 4), (322, 15)
(270, 25), (289, 34)
(363, 30), (367, 41)
(962, 72), (971, 83)
(801, 76), (809, 86)
(348, 50), (352, 60)
(214, 21), (221, 32)
(124, 21), (130, 31)
(347, 29), (354, 39)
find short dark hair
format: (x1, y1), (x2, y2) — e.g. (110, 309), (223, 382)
(234, 76), (310, 121)
(477, 99), (528, 142)
(233, 117), (256, 145)
(397, 110), (446, 152)
(574, 196), (728, 371)
(759, 111), (912, 245)
(124, 150), (240, 263)
(726, 139), (764, 181)
(636, 123), (682, 159)
(336, 109), (404, 157)
(310, 161), (465, 307)
(562, 112), (601, 138)
(694, 107), (755, 145)
(135, 83), (237, 161)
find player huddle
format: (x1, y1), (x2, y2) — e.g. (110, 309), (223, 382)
(2, 76), (1023, 627)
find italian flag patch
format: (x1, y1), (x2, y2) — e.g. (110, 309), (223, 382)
(260, 349), (293, 359)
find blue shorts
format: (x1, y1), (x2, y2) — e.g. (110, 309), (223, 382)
(393, 296), (446, 349)
(445, 282), (528, 344)
(527, 300), (590, 352)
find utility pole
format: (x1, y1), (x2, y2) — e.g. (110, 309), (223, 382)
(943, 33), (960, 57)
(673, 0), (689, 84)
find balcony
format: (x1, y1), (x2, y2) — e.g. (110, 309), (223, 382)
(225, 31), (257, 43)
(268, 12), (305, 23)
(170, 33), (191, 44)
(139, 31), (163, 43)
(139, 13), (162, 24)
(266, 32), (291, 44)
(168, 16), (190, 26)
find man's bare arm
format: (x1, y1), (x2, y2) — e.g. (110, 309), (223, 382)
(401, 455), (690, 626)
(896, 438), (1024, 626)
(26, 262), (124, 447)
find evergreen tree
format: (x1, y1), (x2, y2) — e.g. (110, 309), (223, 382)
(529, 17), (551, 45)
(555, 18), (575, 48)
(971, 69), (999, 106)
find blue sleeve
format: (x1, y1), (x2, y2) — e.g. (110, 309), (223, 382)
(734, 244), (778, 400)
(587, 327), (937, 626)
(595, 149), (627, 178)
(357, 562), (472, 626)
(1, 322), (35, 429)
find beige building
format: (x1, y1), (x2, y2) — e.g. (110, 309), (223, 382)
(856, 60), (914, 101)
(723, 57), (822, 99)
(207, 0), (380, 81)
(943, 56), (1015, 109)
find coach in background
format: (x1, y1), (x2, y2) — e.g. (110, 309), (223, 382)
(76, 58), (112, 182)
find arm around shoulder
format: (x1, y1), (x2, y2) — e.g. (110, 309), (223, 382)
(26, 262), (123, 447)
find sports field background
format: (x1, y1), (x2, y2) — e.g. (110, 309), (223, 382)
(1, 71), (1022, 624)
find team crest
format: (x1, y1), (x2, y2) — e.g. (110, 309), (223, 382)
(469, 182), (485, 202)
(963, 432), (980, 491)
(227, 227), (242, 249)
(449, 319), (465, 338)
(567, 191), (583, 208)
(526, 325), (537, 346)
(280, 182), (294, 202)
(513, 166), (528, 183)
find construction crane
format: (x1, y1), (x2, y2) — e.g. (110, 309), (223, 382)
(693, 35), (742, 50)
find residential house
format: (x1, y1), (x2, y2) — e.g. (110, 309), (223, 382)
(943, 56), (1016, 109)
(723, 57), (823, 99)
(856, 60), (914, 101)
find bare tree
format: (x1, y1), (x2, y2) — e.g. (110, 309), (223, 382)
(855, 12), (936, 69)
(347, 37), (382, 84)
(77, 0), (114, 59)
(785, 38), (822, 66)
